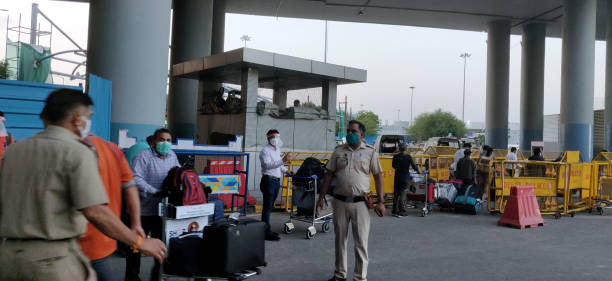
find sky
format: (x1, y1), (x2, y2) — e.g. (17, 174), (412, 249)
(0, 0), (608, 125)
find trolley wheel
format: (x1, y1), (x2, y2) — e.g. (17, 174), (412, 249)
(588, 208), (593, 214)
(306, 230), (315, 239)
(554, 213), (561, 220)
(321, 222), (331, 233)
(283, 224), (295, 234)
(570, 212), (575, 218)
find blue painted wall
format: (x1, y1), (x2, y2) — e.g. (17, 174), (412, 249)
(0, 77), (111, 141)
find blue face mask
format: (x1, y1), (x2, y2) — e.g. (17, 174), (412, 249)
(346, 133), (360, 145)
(155, 141), (171, 156)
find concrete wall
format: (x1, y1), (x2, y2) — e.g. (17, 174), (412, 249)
(196, 113), (335, 198)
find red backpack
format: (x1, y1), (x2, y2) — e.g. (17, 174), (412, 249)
(163, 167), (207, 206)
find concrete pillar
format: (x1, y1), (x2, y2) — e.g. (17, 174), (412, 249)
(560, 0), (596, 160)
(322, 80), (337, 118)
(605, 0), (612, 151)
(87, 0), (172, 142)
(520, 23), (546, 151)
(322, 80), (338, 150)
(242, 68), (259, 151)
(167, 0), (213, 139)
(273, 85), (288, 110)
(485, 20), (511, 149)
(211, 0), (226, 54)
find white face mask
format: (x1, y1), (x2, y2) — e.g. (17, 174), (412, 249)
(78, 116), (92, 138)
(270, 137), (283, 148)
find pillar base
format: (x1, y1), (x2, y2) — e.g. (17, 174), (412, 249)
(560, 123), (593, 161)
(111, 122), (163, 143)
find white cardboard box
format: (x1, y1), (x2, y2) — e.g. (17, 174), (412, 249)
(170, 203), (214, 219)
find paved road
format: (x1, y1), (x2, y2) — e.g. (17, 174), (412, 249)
(109, 207), (612, 281)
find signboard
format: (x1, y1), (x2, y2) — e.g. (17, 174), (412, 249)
(199, 174), (241, 194)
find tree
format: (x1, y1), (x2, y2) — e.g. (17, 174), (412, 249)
(407, 109), (467, 141)
(0, 59), (10, 79)
(355, 110), (381, 136)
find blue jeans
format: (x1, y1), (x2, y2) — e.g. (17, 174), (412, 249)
(90, 255), (115, 281)
(260, 175), (280, 235)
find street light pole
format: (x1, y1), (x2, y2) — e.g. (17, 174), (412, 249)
(409, 86), (415, 126)
(460, 52), (471, 122)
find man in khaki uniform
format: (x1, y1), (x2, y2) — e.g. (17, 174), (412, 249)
(317, 120), (385, 281)
(0, 89), (166, 281)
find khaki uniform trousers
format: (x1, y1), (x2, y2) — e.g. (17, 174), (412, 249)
(0, 238), (96, 281)
(332, 198), (371, 281)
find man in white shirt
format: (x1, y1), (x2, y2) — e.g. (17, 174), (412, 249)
(505, 147), (518, 176)
(451, 143), (471, 176)
(259, 129), (291, 241)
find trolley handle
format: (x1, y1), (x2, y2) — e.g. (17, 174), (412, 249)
(289, 175), (318, 180)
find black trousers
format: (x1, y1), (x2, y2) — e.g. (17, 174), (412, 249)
(125, 216), (163, 281)
(260, 175), (280, 235)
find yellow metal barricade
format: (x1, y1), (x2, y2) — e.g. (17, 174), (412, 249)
(489, 160), (565, 217)
(590, 152), (612, 211)
(276, 152), (332, 212)
(369, 155), (395, 204)
(489, 151), (593, 217)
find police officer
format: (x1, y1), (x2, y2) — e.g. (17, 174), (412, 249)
(0, 89), (166, 281)
(317, 120), (385, 281)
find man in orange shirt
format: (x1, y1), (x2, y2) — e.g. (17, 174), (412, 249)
(78, 135), (146, 281)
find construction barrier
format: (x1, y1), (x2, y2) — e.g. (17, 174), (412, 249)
(488, 151), (594, 218)
(498, 186), (546, 229)
(489, 160), (565, 217)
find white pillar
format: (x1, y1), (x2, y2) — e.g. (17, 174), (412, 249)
(242, 68), (259, 151)
(273, 85), (288, 110)
(560, 0), (596, 160)
(485, 20), (511, 149)
(87, 0), (172, 142)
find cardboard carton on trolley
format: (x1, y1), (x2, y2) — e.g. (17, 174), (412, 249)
(167, 203), (215, 219)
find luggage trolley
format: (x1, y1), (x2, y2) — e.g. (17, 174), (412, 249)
(159, 149), (262, 281)
(283, 175), (333, 239)
(407, 170), (433, 217)
(159, 198), (263, 281)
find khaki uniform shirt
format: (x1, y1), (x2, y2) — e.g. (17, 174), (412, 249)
(326, 142), (382, 197)
(0, 125), (108, 240)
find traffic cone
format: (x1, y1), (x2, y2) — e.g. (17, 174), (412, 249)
(498, 186), (546, 229)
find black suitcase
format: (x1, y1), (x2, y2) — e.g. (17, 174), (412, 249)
(201, 219), (266, 275)
(164, 232), (203, 276)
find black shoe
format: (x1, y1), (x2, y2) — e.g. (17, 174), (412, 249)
(265, 234), (281, 241)
(328, 277), (346, 281)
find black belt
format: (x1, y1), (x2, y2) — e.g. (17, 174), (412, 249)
(263, 175), (280, 181)
(333, 194), (366, 203)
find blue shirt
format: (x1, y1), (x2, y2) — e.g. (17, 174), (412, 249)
(132, 148), (180, 216)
